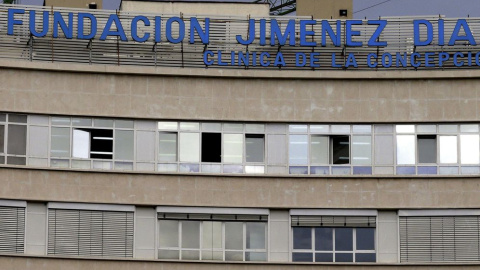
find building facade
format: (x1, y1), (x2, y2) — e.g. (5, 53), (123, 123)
(0, 2), (480, 269)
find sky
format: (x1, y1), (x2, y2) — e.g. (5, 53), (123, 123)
(17, 0), (480, 17)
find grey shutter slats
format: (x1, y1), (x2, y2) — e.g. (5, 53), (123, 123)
(400, 216), (480, 262)
(158, 213), (268, 222)
(48, 209), (133, 258)
(0, 206), (25, 253)
(291, 216), (376, 227)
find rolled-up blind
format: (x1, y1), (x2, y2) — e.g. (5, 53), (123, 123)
(400, 216), (480, 262)
(0, 206), (25, 253)
(291, 216), (376, 227)
(48, 209), (133, 257)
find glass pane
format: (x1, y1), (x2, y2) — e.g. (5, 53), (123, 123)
(331, 125), (350, 134)
(0, 125), (4, 153)
(179, 133), (200, 162)
(418, 135), (437, 164)
(374, 125), (393, 133)
(315, 253), (333, 262)
(72, 129), (90, 159)
(158, 121), (177, 130)
(245, 165), (265, 174)
(7, 125), (26, 155)
(225, 251), (243, 261)
(289, 125), (307, 133)
(332, 136), (349, 164)
(266, 124), (286, 134)
(245, 124), (264, 133)
(158, 163), (177, 172)
(94, 119), (113, 128)
(0, 114), (5, 122)
(311, 135), (328, 164)
(202, 221), (222, 249)
(50, 159), (69, 168)
(315, 228), (333, 251)
(439, 125), (458, 133)
(356, 228), (375, 250)
(352, 136), (371, 165)
(439, 136), (457, 164)
(202, 123), (222, 131)
(292, 252), (313, 262)
(8, 114), (27, 123)
(223, 165), (243, 173)
(115, 120), (134, 129)
(310, 125), (329, 133)
(335, 228), (353, 251)
(245, 252), (266, 261)
(159, 220), (179, 248)
(180, 122), (199, 131)
(289, 166), (308, 174)
(246, 134), (264, 163)
(51, 127), (70, 157)
(356, 253), (376, 262)
(7, 156), (25, 165)
(396, 125), (414, 133)
(225, 222), (243, 250)
(201, 164), (221, 173)
(289, 135), (308, 165)
(159, 132), (177, 162)
(29, 115), (49, 125)
(353, 125), (372, 133)
(179, 163), (199, 172)
(202, 133), (221, 163)
(335, 253), (353, 262)
(461, 135), (480, 164)
(72, 118), (92, 127)
(461, 124), (479, 133)
(115, 130), (134, 160)
(439, 166), (458, 175)
(223, 134), (243, 163)
(397, 166), (416, 175)
(396, 135), (415, 164)
(136, 121), (156, 130)
(224, 123), (243, 132)
(202, 251), (222, 261)
(27, 158), (47, 166)
(181, 221), (200, 249)
(181, 250), (199, 260)
(72, 159), (91, 169)
(52, 117), (70, 126)
(158, 249), (179, 259)
(293, 227), (311, 249)
(115, 161), (133, 170)
(246, 223), (266, 249)
(417, 125), (436, 133)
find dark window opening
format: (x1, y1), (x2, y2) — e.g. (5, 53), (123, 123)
(73, 128), (113, 159)
(0, 125), (4, 154)
(339, 9), (348, 17)
(418, 135), (437, 163)
(88, 3), (97, 9)
(202, 132), (221, 163)
(331, 136), (349, 164)
(7, 124), (26, 155)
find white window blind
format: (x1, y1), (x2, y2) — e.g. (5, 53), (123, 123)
(400, 216), (480, 262)
(48, 209), (134, 257)
(0, 206), (25, 253)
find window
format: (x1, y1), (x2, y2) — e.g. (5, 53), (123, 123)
(73, 128), (113, 159)
(159, 132), (177, 162)
(223, 134), (243, 163)
(47, 204), (134, 258)
(291, 215), (376, 263)
(4, 114), (27, 165)
(461, 134), (479, 164)
(158, 214), (267, 261)
(309, 135), (350, 165)
(331, 136), (350, 164)
(201, 133), (221, 163)
(396, 135), (415, 164)
(439, 136), (457, 163)
(0, 124), (4, 155)
(417, 135), (437, 164)
(400, 212), (480, 263)
(246, 134), (264, 163)
(0, 201), (25, 254)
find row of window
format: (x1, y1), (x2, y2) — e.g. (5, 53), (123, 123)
(4, 113), (480, 175)
(3, 202), (480, 264)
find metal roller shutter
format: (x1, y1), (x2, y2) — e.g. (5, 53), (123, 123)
(0, 206), (25, 253)
(48, 209), (134, 257)
(400, 216), (480, 262)
(291, 215), (376, 227)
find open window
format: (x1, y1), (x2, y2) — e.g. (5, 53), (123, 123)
(309, 135), (350, 165)
(73, 129), (113, 159)
(417, 135), (437, 164)
(201, 133), (221, 163)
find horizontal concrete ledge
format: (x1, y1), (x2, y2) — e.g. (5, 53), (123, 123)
(1, 254), (480, 268)
(2, 164), (480, 180)
(2, 58), (480, 80)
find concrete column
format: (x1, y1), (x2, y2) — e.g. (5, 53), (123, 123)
(269, 210), (290, 262)
(377, 210), (398, 263)
(134, 207), (156, 259)
(25, 202), (47, 255)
